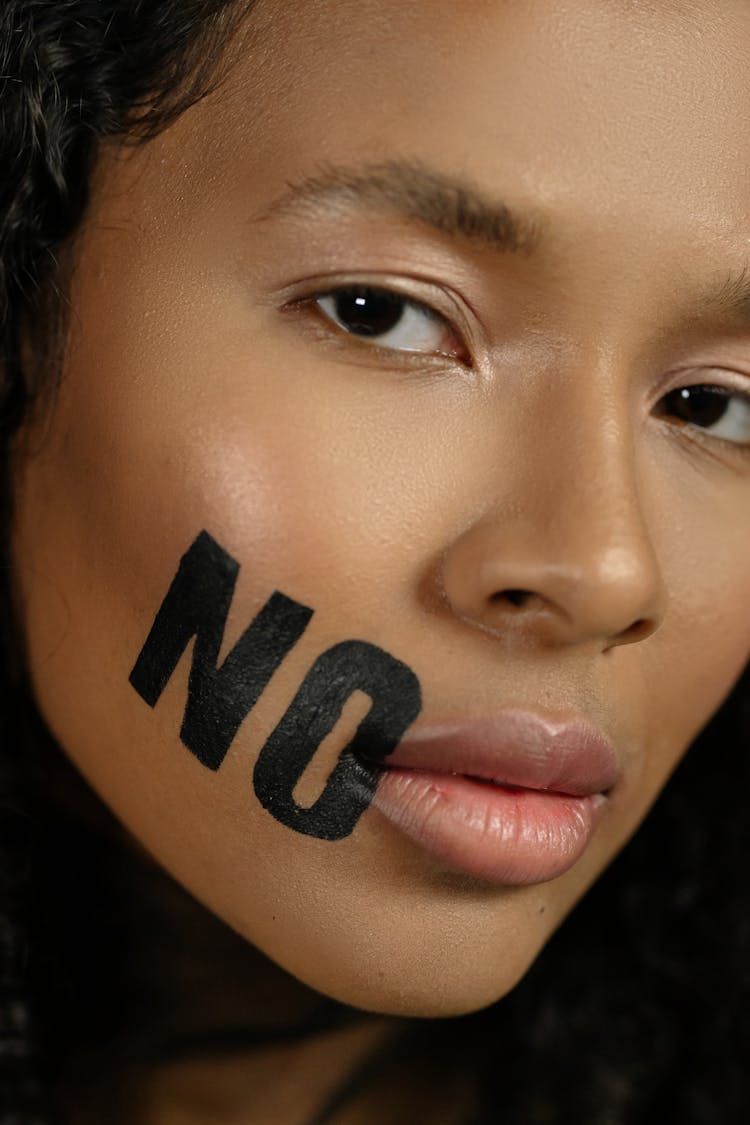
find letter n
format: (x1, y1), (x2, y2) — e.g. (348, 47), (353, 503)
(128, 531), (313, 770)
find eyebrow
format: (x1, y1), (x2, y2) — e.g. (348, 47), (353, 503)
(253, 157), (750, 334)
(697, 265), (750, 331)
(252, 158), (543, 255)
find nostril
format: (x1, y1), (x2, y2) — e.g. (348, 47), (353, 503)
(621, 617), (653, 643)
(493, 589), (535, 608)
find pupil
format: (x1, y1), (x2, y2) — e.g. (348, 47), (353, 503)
(668, 386), (727, 428)
(334, 288), (405, 337)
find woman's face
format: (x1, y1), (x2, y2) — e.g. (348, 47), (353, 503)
(11, 0), (750, 1016)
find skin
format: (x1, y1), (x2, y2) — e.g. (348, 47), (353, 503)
(10, 0), (750, 1040)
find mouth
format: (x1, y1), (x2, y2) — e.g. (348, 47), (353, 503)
(362, 710), (620, 887)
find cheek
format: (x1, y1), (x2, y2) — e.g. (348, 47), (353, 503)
(607, 500), (750, 828)
(10, 406), (525, 1017)
(659, 496), (750, 739)
(10, 308), (430, 848)
(10, 200), (446, 850)
(16, 295), (420, 642)
(11, 202), (750, 1016)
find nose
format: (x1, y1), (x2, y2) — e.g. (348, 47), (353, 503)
(438, 382), (666, 652)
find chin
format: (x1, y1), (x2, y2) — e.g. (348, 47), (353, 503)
(258, 931), (541, 1021)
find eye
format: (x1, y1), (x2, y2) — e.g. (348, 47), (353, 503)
(311, 285), (467, 360)
(657, 384), (750, 447)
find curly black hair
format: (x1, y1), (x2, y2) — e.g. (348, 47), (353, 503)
(1, 3), (257, 1119)
(1, 3), (749, 1123)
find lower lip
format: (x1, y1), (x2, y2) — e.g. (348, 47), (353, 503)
(370, 767), (607, 886)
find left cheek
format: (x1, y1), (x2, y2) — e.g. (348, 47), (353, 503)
(629, 577), (750, 815)
(670, 543), (750, 722)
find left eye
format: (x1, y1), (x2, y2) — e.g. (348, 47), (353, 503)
(658, 384), (750, 446)
(313, 286), (463, 357)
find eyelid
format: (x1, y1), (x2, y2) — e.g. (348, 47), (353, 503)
(655, 359), (750, 397)
(277, 273), (479, 365)
(651, 370), (750, 459)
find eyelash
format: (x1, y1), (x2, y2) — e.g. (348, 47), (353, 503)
(292, 283), (469, 365)
(291, 283), (750, 456)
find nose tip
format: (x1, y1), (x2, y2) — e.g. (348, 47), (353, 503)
(440, 530), (665, 650)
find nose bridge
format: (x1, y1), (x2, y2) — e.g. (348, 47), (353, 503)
(542, 362), (660, 613)
(440, 348), (666, 648)
(542, 361), (643, 554)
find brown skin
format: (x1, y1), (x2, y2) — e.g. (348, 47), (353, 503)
(10, 0), (750, 1052)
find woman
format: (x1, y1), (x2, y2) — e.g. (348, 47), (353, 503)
(2, 1), (749, 1121)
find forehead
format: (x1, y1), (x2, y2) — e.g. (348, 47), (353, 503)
(107, 0), (750, 327)
(212, 0), (750, 218)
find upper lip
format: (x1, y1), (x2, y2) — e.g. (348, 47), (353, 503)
(375, 710), (621, 798)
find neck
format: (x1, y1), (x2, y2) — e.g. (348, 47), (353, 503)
(27, 727), (479, 1124)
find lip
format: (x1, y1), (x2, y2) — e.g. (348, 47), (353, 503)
(364, 710), (621, 886)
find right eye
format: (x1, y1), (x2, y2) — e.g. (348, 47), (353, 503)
(309, 285), (467, 360)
